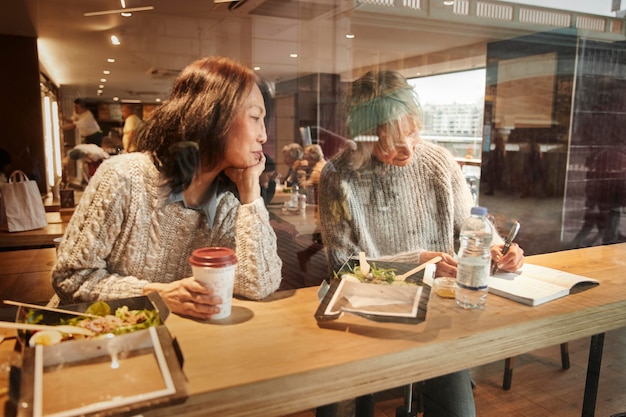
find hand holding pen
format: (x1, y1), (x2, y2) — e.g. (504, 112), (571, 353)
(492, 221), (520, 275)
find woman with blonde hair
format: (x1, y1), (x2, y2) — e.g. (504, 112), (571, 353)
(318, 69), (524, 417)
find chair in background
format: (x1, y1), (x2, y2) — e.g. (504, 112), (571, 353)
(502, 342), (570, 390)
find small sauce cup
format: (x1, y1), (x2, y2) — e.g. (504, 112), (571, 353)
(433, 277), (456, 299)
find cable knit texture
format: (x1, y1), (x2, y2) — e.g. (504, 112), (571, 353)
(53, 153), (282, 304)
(319, 140), (475, 272)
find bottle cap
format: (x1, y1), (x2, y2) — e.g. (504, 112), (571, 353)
(189, 247), (237, 268)
(470, 206), (487, 216)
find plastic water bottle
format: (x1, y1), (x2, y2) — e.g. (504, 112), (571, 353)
(288, 184), (300, 208)
(455, 206), (493, 309)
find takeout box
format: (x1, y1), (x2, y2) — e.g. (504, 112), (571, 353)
(315, 260), (434, 325)
(10, 293), (188, 417)
(13, 293), (170, 348)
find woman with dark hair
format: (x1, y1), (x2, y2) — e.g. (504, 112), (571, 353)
(53, 56), (282, 319)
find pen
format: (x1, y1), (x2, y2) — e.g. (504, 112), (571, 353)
(492, 221), (520, 275)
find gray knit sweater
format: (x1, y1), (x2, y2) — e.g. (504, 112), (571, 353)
(319, 140), (476, 273)
(53, 153), (282, 304)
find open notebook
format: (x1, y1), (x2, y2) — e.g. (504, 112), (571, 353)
(489, 263), (599, 306)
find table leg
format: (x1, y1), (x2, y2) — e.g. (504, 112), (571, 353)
(581, 333), (605, 417)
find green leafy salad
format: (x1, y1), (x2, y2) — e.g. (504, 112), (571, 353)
(336, 262), (398, 284)
(27, 300), (161, 338)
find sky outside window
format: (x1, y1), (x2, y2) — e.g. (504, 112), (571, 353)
(499, 0), (616, 16)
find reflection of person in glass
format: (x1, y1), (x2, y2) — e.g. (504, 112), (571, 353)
(520, 140), (546, 198)
(318, 69), (524, 417)
(569, 147), (626, 247)
(484, 130), (506, 196)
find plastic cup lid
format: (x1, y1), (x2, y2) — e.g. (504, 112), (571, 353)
(189, 247), (237, 268)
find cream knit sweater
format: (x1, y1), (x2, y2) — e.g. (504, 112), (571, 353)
(319, 140), (476, 272)
(53, 153), (282, 304)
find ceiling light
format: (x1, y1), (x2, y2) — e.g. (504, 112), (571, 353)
(443, 1), (454, 5)
(98, 84), (104, 89)
(121, 12), (132, 17)
(346, 34), (355, 39)
(156, 98), (161, 103)
(107, 58), (115, 63)
(120, 0), (126, 8)
(100, 78), (107, 83)
(111, 35), (121, 45)
(97, 89), (103, 94)
(103, 70), (110, 75)
(290, 53), (298, 58)
(113, 97), (120, 102)
(84, 6), (154, 17)
(254, 66), (261, 71)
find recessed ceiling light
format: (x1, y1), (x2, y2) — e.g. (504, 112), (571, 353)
(100, 78), (107, 83)
(111, 35), (121, 45)
(121, 12), (132, 17)
(120, 0), (126, 8)
(107, 58), (115, 63)
(103, 70), (110, 75)
(290, 53), (298, 58)
(254, 66), (261, 71)
(156, 98), (161, 103)
(113, 97), (120, 101)
(346, 34), (355, 39)
(98, 84), (104, 89)
(443, 1), (454, 5)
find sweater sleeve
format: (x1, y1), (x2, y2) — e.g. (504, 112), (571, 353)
(52, 158), (149, 304)
(232, 198), (283, 299)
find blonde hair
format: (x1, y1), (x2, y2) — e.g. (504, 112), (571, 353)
(346, 70), (422, 169)
(282, 143), (304, 161)
(303, 144), (324, 162)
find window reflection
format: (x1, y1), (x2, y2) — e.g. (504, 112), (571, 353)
(14, 0), (626, 289)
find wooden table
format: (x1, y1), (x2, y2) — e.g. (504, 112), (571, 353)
(1, 244), (624, 417)
(0, 247), (57, 304)
(0, 212), (68, 250)
(268, 204), (319, 235)
(140, 243), (626, 417)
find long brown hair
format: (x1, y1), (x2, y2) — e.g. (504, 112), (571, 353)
(136, 56), (257, 192)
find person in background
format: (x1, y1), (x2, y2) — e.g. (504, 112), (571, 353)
(62, 98), (104, 147)
(282, 143), (305, 187)
(121, 103), (142, 153)
(297, 144), (326, 191)
(298, 144), (327, 243)
(0, 148), (11, 183)
(52, 56), (283, 320)
(318, 69), (524, 417)
(260, 153), (278, 205)
(67, 143), (111, 180)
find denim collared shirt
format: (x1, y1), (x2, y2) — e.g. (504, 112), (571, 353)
(168, 180), (219, 228)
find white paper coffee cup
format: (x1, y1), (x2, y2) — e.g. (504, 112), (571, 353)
(189, 247), (237, 319)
